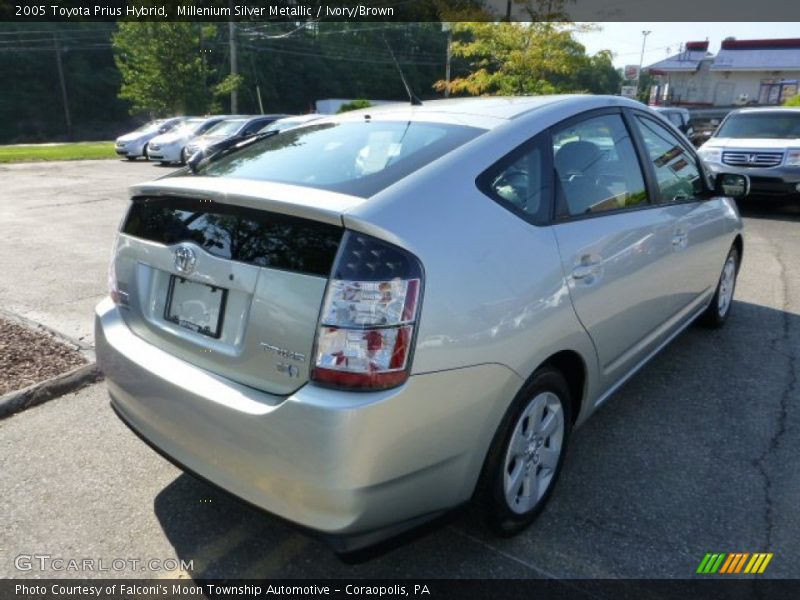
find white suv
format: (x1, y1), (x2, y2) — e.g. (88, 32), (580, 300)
(698, 107), (800, 201)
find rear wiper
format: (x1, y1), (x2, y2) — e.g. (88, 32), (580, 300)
(188, 131), (278, 174)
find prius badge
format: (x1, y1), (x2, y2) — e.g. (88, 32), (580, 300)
(174, 245), (197, 275)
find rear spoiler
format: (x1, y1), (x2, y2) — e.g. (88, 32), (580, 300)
(130, 176), (366, 227)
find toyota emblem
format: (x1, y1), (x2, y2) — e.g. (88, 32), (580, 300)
(174, 245), (197, 275)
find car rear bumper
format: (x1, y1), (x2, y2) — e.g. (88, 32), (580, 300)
(95, 298), (519, 542)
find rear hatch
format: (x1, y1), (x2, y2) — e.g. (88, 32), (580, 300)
(112, 178), (363, 396)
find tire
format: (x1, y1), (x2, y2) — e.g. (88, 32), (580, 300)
(180, 147), (188, 165)
(475, 366), (572, 536)
(699, 246), (739, 328)
(142, 143), (149, 161)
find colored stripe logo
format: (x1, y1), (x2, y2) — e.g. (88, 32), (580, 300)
(697, 552), (773, 574)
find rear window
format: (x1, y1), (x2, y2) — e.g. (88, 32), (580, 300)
(189, 120), (484, 198)
(716, 113), (800, 139)
(122, 197), (343, 277)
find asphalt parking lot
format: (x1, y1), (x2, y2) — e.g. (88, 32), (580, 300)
(1, 160), (798, 579)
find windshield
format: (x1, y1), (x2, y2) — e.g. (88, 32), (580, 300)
(176, 118), (205, 133)
(716, 113), (800, 139)
(262, 119), (305, 133)
(204, 119), (246, 137)
(132, 121), (162, 134)
(191, 120), (484, 198)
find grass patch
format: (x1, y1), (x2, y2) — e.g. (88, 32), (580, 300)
(0, 142), (117, 163)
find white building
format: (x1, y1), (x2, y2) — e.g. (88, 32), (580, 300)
(646, 39), (800, 107)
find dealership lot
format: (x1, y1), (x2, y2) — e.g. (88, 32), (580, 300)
(0, 160), (798, 579)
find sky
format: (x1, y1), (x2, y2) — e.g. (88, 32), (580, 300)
(575, 22), (800, 69)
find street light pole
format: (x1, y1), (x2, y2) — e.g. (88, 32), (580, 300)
(636, 30), (652, 95)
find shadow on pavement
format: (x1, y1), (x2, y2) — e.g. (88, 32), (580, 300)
(738, 197), (800, 222)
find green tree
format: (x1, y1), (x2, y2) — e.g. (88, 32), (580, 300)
(0, 23), (131, 143)
(636, 71), (656, 103)
(337, 99), (373, 113)
(112, 23), (220, 116)
(783, 94), (800, 107)
(574, 50), (622, 95)
(434, 22), (601, 96)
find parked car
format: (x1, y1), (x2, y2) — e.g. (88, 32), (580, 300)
(115, 118), (185, 161)
(183, 115), (288, 160)
(698, 107), (800, 200)
(652, 106), (707, 146)
(146, 116), (234, 165)
(258, 114), (324, 134)
(97, 96), (747, 552)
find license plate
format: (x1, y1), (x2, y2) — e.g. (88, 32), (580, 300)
(164, 276), (227, 338)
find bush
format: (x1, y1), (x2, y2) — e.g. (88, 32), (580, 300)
(783, 94), (800, 107)
(337, 99), (372, 113)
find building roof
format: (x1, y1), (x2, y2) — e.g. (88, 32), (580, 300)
(645, 42), (711, 74)
(711, 38), (800, 71)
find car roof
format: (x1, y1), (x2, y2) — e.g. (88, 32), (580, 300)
(245, 114), (288, 121)
(329, 95), (648, 129)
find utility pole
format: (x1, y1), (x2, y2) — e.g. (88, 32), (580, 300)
(442, 22), (452, 97)
(256, 85), (264, 114)
(229, 19), (238, 113)
(636, 30), (652, 95)
(52, 33), (72, 139)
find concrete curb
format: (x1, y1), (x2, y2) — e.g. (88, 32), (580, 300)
(0, 307), (94, 354)
(0, 308), (102, 420)
(0, 362), (103, 420)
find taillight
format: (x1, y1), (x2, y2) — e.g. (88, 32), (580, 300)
(108, 234), (121, 304)
(311, 231), (423, 390)
(108, 233), (129, 307)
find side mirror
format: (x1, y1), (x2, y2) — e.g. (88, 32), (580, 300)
(715, 173), (750, 199)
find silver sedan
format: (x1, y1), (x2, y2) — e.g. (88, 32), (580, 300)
(96, 95), (748, 551)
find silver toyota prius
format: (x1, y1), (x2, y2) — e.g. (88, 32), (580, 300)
(96, 95), (748, 551)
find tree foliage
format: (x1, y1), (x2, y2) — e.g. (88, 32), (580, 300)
(113, 23), (220, 116)
(434, 22), (620, 96)
(0, 23), (129, 143)
(337, 99), (373, 113)
(0, 19), (624, 144)
(783, 94), (800, 107)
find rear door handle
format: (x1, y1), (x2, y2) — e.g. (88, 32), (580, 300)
(672, 232), (688, 248)
(572, 258), (602, 280)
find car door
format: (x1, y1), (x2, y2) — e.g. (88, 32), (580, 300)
(627, 111), (728, 314)
(550, 109), (680, 387)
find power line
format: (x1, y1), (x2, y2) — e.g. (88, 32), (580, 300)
(237, 42), (442, 66)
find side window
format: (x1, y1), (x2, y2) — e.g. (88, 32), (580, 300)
(552, 113), (647, 217)
(632, 115), (703, 202)
(477, 133), (550, 225)
(242, 121), (265, 136)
